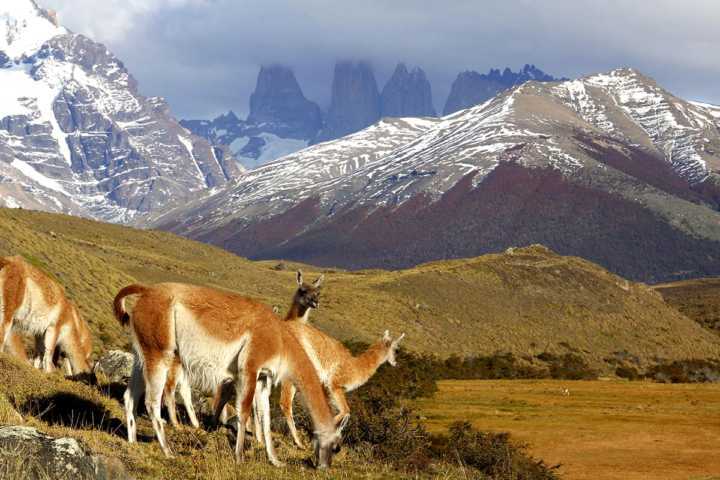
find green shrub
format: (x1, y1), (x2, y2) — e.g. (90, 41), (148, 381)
(431, 421), (560, 479)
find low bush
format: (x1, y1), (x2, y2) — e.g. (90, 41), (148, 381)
(292, 345), (561, 478)
(536, 352), (598, 380)
(440, 353), (546, 380)
(643, 359), (720, 383)
(431, 421), (560, 480)
(615, 365), (640, 380)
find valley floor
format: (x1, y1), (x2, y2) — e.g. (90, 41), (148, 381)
(412, 379), (720, 480)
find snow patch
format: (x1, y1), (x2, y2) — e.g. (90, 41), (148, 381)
(178, 134), (204, 180)
(2, 196), (21, 208)
(0, 0), (67, 59)
(11, 158), (68, 194)
(229, 136), (250, 155)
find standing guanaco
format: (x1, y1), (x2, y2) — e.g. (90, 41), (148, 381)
(114, 282), (348, 468)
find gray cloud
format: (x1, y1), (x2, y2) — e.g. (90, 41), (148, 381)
(44, 0), (720, 119)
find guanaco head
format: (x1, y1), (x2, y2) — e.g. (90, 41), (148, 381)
(313, 413), (350, 469)
(294, 270), (324, 310)
(63, 301), (94, 376)
(382, 330), (406, 367)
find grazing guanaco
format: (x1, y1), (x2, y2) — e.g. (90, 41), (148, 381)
(114, 282), (348, 467)
(157, 271), (324, 444)
(281, 326), (404, 447)
(0, 256), (93, 374)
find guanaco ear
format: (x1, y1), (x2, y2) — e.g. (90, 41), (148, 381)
(393, 333), (406, 347)
(383, 330), (391, 344)
(297, 270), (303, 286)
(336, 413), (350, 433)
(313, 274), (324, 289)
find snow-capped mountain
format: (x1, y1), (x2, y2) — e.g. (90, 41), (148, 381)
(158, 68), (720, 282)
(184, 62), (566, 170)
(153, 116), (439, 226)
(0, 0), (242, 222)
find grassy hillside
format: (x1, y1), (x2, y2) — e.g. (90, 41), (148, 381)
(654, 278), (720, 334)
(1, 207), (719, 369)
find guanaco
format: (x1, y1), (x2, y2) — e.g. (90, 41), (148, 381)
(211, 271), (405, 450)
(114, 282), (348, 467)
(0, 256), (92, 374)
(159, 271), (324, 444)
(281, 325), (404, 447)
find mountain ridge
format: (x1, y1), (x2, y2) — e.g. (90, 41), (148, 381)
(3, 206), (719, 366)
(184, 62), (564, 168)
(159, 68), (720, 282)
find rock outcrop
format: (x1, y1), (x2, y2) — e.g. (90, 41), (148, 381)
(0, 426), (128, 479)
(247, 65), (322, 140)
(181, 66), (320, 169)
(443, 64), (562, 115)
(380, 63), (436, 118)
(315, 61), (381, 143)
(93, 350), (134, 384)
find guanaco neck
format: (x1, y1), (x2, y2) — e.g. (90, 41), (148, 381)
(347, 341), (390, 387)
(284, 298), (311, 322)
(282, 329), (335, 435)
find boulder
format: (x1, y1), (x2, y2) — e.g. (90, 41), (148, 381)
(94, 350), (134, 383)
(0, 426), (130, 479)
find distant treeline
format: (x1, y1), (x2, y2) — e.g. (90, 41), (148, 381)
(346, 342), (720, 385)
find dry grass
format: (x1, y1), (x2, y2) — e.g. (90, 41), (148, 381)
(413, 379), (720, 480)
(0, 353), (467, 479)
(1, 208), (718, 370)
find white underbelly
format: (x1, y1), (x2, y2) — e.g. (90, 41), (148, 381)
(173, 305), (246, 393)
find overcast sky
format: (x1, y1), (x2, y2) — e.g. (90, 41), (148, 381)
(44, 0), (720, 120)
